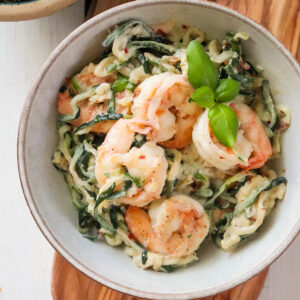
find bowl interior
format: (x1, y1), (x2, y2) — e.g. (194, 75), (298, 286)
(19, 1), (300, 299)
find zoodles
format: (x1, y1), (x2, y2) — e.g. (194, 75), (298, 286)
(53, 19), (290, 272)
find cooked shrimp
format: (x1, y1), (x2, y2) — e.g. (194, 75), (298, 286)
(77, 72), (115, 87)
(58, 90), (115, 133)
(133, 73), (202, 148)
(95, 119), (168, 207)
(193, 103), (272, 171)
(125, 195), (210, 258)
(58, 74), (129, 133)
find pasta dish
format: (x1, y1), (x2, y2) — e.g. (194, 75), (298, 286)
(52, 20), (290, 272)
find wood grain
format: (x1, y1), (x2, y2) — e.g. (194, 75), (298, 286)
(205, 0), (300, 60)
(52, 0), (300, 299)
(52, 253), (268, 300)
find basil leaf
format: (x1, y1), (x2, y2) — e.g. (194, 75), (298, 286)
(112, 74), (136, 93)
(208, 104), (238, 148)
(215, 78), (240, 103)
(186, 41), (219, 90)
(191, 86), (215, 108)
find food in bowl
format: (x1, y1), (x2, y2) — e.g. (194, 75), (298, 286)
(52, 19), (290, 272)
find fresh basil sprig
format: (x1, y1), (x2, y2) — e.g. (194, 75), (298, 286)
(215, 78), (240, 103)
(191, 86), (214, 108)
(187, 41), (240, 148)
(187, 41), (219, 90)
(208, 104), (238, 148)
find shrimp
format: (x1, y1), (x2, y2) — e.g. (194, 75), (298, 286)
(232, 103), (273, 169)
(58, 74), (129, 134)
(125, 195), (210, 258)
(58, 89), (114, 133)
(132, 73), (202, 149)
(77, 72), (115, 87)
(193, 102), (272, 171)
(95, 119), (168, 207)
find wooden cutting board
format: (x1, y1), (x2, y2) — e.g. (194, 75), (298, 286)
(52, 0), (300, 299)
(52, 252), (268, 300)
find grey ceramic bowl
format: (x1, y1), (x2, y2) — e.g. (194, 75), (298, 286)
(18, 0), (300, 299)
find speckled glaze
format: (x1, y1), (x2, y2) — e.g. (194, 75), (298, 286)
(17, 1), (300, 299)
(0, 0), (77, 21)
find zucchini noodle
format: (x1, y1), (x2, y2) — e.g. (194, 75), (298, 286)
(52, 19), (290, 271)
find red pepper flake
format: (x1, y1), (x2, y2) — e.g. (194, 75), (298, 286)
(191, 181), (200, 190)
(219, 156), (224, 159)
(139, 155), (146, 159)
(124, 47), (128, 54)
(182, 24), (188, 29)
(157, 29), (166, 35)
(128, 233), (134, 240)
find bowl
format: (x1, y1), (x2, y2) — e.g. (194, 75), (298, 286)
(17, 0), (300, 298)
(0, 0), (77, 21)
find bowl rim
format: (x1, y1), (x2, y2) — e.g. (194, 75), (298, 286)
(0, 0), (78, 21)
(17, 0), (300, 298)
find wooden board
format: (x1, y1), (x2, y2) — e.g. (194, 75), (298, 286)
(52, 0), (300, 299)
(209, 0), (300, 61)
(52, 253), (269, 300)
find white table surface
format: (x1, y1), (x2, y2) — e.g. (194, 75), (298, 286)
(0, 3), (299, 299)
